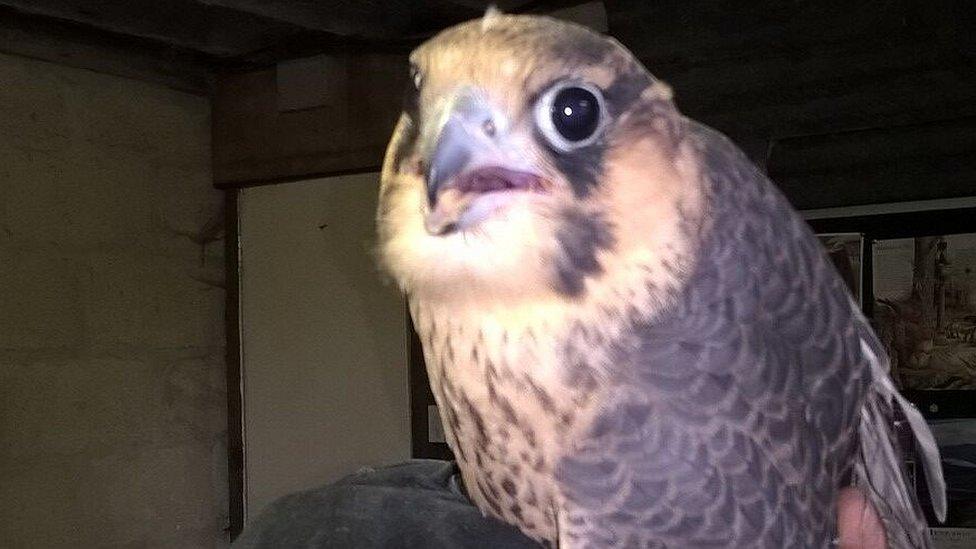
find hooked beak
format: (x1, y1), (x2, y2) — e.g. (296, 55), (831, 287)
(422, 90), (546, 235)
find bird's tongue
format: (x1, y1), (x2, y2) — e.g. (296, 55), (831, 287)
(425, 167), (544, 235)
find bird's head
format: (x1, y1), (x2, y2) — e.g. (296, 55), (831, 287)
(378, 11), (705, 314)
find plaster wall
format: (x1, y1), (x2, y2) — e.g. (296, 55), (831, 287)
(238, 174), (411, 520)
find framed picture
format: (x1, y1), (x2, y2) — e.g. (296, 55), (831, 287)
(810, 208), (976, 402)
(872, 234), (976, 392)
(817, 233), (865, 307)
(811, 206), (976, 534)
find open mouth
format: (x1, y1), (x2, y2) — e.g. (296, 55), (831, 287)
(450, 166), (547, 195)
(426, 166), (547, 235)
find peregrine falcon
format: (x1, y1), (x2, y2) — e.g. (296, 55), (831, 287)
(376, 10), (945, 548)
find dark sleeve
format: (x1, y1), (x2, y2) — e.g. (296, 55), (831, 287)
(232, 460), (541, 549)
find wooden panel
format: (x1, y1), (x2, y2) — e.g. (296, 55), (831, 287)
(612, 0), (969, 67)
(611, 0), (976, 139)
(212, 53), (408, 187)
(770, 118), (976, 176)
(769, 118), (976, 210)
(653, 32), (976, 138)
(775, 157), (976, 210)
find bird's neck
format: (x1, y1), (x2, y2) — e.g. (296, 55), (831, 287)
(408, 257), (676, 388)
(408, 242), (689, 336)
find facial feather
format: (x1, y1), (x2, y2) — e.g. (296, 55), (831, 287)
(377, 13), (706, 328)
(375, 12), (708, 545)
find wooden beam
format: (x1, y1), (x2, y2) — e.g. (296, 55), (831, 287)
(0, 5), (211, 95)
(199, 0), (597, 51)
(654, 34), (949, 102)
(654, 36), (976, 138)
(212, 54), (408, 187)
(610, 0), (931, 65)
(0, 0), (306, 57)
(223, 189), (245, 541)
(693, 65), (976, 139)
(767, 118), (976, 210)
(775, 158), (976, 210)
(192, 0), (411, 38)
(768, 118), (976, 177)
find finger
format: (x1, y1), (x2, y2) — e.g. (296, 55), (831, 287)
(837, 487), (887, 549)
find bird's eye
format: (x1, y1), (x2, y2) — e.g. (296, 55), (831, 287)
(535, 82), (605, 151)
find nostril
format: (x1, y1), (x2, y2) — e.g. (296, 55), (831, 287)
(482, 118), (496, 138)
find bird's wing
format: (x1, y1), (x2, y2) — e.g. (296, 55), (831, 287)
(554, 121), (941, 548)
(854, 321), (946, 548)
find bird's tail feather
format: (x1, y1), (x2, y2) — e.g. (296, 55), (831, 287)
(854, 339), (946, 549)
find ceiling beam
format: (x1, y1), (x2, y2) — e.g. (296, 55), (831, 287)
(0, 0), (304, 57)
(0, 5), (212, 95)
(194, 0), (410, 37)
(769, 118), (976, 177)
(609, 0), (920, 64)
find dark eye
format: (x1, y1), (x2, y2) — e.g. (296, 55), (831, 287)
(552, 87), (600, 142)
(535, 82), (605, 151)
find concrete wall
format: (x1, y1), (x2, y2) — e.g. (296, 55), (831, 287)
(0, 52), (228, 547)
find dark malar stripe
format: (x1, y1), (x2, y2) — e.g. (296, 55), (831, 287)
(552, 208), (615, 297)
(538, 130), (605, 199)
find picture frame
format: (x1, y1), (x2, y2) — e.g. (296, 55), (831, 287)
(816, 232), (865, 308)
